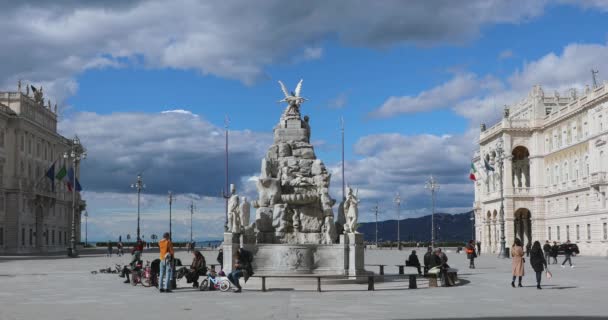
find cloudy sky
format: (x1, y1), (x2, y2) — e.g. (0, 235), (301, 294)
(3, 0), (608, 241)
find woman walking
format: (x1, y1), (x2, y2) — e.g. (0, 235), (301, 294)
(511, 238), (525, 288)
(529, 241), (548, 290)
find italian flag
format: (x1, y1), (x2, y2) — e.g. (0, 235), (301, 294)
(469, 162), (477, 181)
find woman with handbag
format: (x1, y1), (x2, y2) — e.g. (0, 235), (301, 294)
(530, 241), (549, 290)
(511, 238), (525, 288)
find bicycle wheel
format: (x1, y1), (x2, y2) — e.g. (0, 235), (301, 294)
(199, 279), (209, 291)
(219, 280), (230, 292)
(142, 276), (151, 287)
(131, 276), (138, 286)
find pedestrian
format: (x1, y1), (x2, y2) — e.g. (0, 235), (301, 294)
(511, 238), (525, 288)
(526, 242), (532, 257)
(406, 250), (422, 275)
(561, 240), (574, 268)
(542, 241), (551, 262)
(476, 241), (481, 256)
(530, 241), (548, 290)
(158, 232), (174, 293)
(217, 248), (224, 271)
(423, 246), (433, 276)
(466, 240), (477, 269)
(106, 240), (113, 257)
(117, 241), (124, 256)
(550, 241), (559, 264)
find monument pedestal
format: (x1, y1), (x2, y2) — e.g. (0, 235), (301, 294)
(222, 232), (241, 274)
(223, 232), (366, 276)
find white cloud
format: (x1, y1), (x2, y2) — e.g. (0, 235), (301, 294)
(370, 73), (480, 118)
(0, 0), (548, 102)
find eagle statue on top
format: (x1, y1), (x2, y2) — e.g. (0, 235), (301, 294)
(278, 79), (307, 117)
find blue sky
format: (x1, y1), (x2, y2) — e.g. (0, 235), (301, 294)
(2, 1), (608, 241)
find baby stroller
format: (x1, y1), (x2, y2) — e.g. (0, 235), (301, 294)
(199, 268), (231, 292)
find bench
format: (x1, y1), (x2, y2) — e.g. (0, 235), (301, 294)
(426, 268), (459, 287)
(251, 273), (420, 292)
(365, 264), (387, 275)
(395, 264), (422, 275)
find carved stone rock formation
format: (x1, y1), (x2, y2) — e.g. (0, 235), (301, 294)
(253, 105), (337, 244)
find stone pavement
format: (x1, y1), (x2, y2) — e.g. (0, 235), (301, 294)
(1, 248), (607, 320)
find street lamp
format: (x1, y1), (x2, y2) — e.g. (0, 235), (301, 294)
(84, 210), (88, 247)
(189, 201), (196, 245)
(425, 176), (440, 249)
(131, 174), (145, 241)
(394, 193), (402, 250)
(372, 202), (380, 247)
(168, 191), (175, 240)
(494, 137), (510, 259)
(64, 135), (86, 257)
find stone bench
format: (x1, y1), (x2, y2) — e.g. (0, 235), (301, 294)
(395, 264), (422, 275)
(365, 264), (387, 275)
(251, 274), (421, 292)
(426, 267), (459, 287)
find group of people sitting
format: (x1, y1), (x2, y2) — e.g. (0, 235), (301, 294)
(405, 247), (456, 286)
(118, 233), (253, 294)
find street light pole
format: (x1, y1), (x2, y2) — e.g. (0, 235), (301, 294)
(394, 193), (401, 250)
(84, 210), (88, 247)
(341, 116), (345, 201)
(189, 200), (195, 244)
(131, 174), (145, 240)
(64, 135), (86, 257)
(495, 137), (510, 259)
(372, 202), (380, 247)
(223, 115), (230, 232)
(168, 191), (174, 240)
(425, 176), (440, 249)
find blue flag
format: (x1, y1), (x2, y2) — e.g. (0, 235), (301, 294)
(67, 167), (83, 192)
(45, 162), (55, 191)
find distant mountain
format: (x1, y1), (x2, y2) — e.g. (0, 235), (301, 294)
(358, 211), (474, 243)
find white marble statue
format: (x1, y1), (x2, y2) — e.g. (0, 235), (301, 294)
(343, 187), (359, 233)
(278, 79), (307, 116)
(227, 184), (241, 233)
(240, 197), (251, 228)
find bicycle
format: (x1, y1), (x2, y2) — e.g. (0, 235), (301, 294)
(199, 269), (231, 292)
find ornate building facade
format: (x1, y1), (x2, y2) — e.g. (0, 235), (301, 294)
(0, 84), (84, 254)
(473, 83), (608, 256)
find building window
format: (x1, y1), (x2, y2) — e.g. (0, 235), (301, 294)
(64, 232), (67, 245)
(548, 227), (552, 240)
(566, 198), (569, 212)
(51, 230), (55, 245)
(576, 225), (580, 240)
(21, 228), (25, 246)
(566, 225), (570, 241)
(45, 229), (48, 245)
(0, 227), (3, 246)
(587, 224), (591, 240)
(29, 229), (32, 246)
(58, 231), (61, 245)
(557, 226), (561, 240)
(0, 129), (4, 148)
(604, 223), (607, 240)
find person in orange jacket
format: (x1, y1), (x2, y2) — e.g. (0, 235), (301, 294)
(158, 232), (174, 293)
(466, 240), (477, 269)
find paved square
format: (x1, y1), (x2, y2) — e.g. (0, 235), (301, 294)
(1, 249), (606, 320)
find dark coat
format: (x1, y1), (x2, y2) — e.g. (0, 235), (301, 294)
(466, 243), (477, 259)
(543, 243), (551, 253)
(217, 251), (223, 265)
(530, 249), (547, 272)
(564, 244), (573, 255)
(550, 245), (559, 257)
(407, 253), (421, 267)
(423, 252), (433, 266)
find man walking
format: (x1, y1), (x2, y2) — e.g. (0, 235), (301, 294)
(543, 240), (551, 262)
(550, 241), (559, 264)
(476, 241), (481, 256)
(561, 240), (574, 268)
(158, 232), (175, 293)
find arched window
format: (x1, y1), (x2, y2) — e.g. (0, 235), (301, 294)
(585, 155), (590, 177)
(574, 159), (579, 180)
(564, 161), (569, 181)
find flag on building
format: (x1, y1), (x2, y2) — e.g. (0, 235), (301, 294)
(484, 158), (495, 172)
(55, 165), (67, 181)
(469, 162), (478, 181)
(66, 167), (82, 192)
(45, 161), (56, 191)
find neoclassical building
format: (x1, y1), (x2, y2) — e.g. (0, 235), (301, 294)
(473, 83), (608, 256)
(0, 83), (84, 254)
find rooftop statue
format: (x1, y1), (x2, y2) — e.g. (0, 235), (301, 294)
(278, 79), (307, 118)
